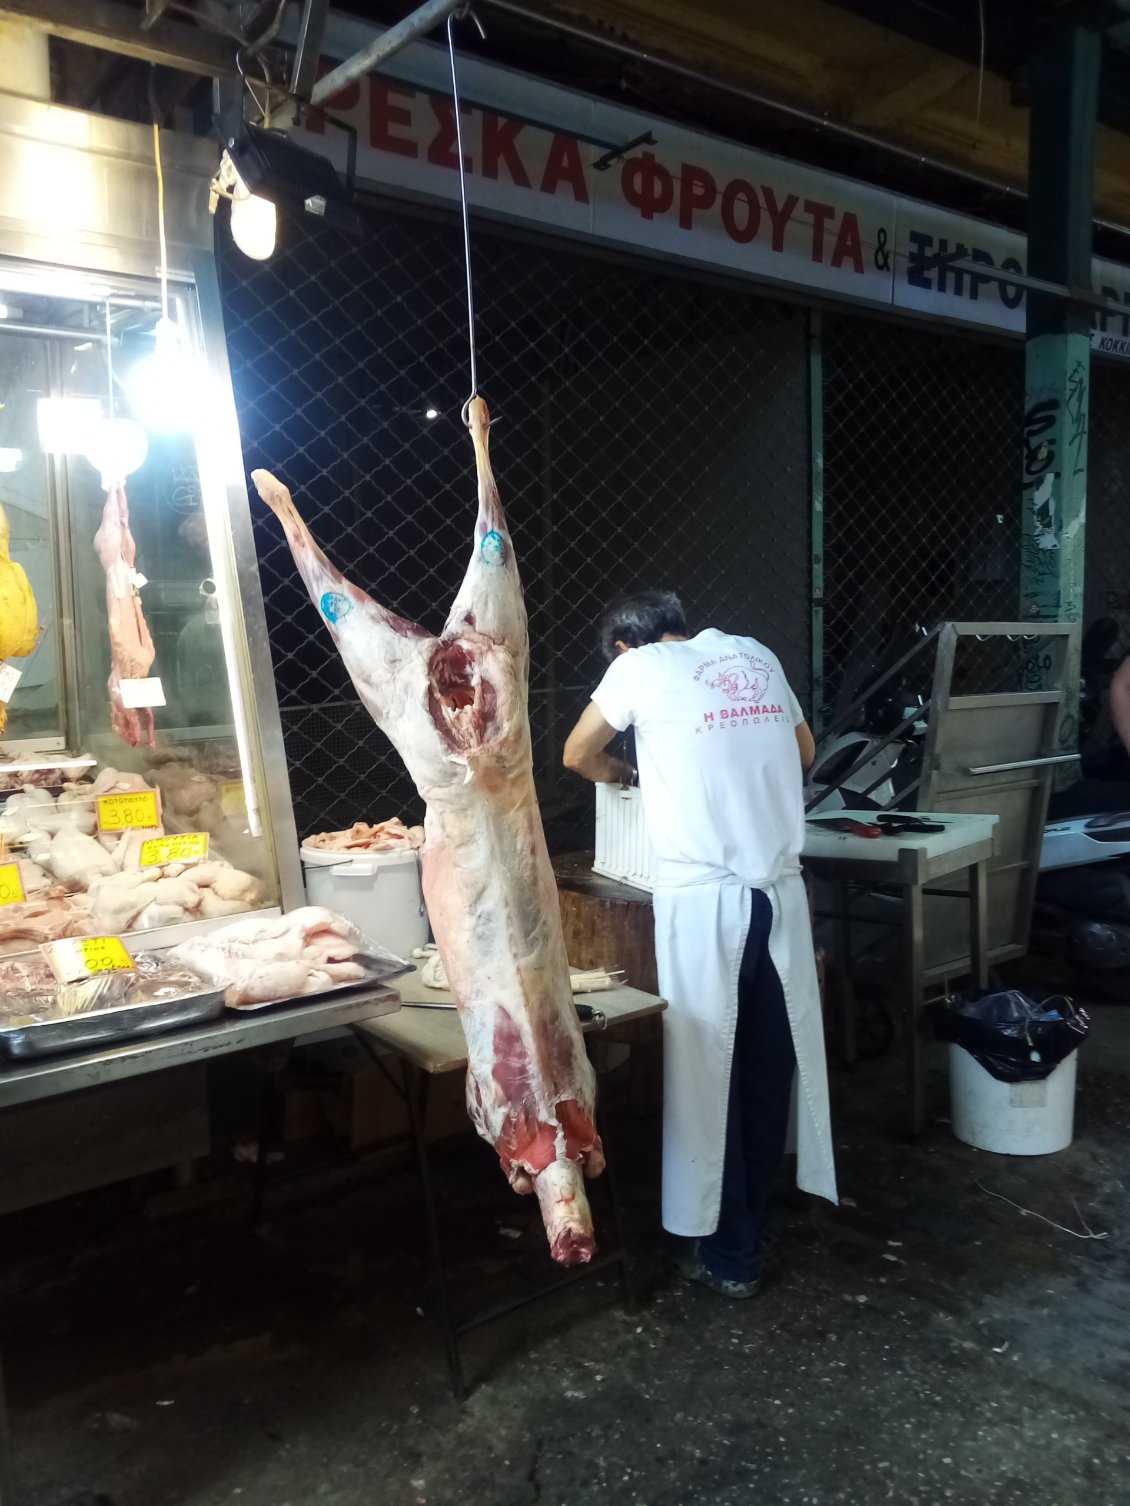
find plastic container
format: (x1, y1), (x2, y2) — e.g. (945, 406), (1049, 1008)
(593, 785), (656, 892)
(300, 844), (429, 958)
(948, 1042), (1078, 1155)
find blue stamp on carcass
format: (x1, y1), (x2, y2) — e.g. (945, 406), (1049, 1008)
(480, 529), (505, 565)
(320, 590), (352, 622)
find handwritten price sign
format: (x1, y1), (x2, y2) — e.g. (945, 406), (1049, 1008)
(139, 832), (209, 867)
(42, 935), (135, 984)
(0, 862), (25, 907)
(97, 790), (160, 833)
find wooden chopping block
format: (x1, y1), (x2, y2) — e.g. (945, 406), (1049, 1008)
(552, 851), (658, 995)
(553, 851), (661, 1112)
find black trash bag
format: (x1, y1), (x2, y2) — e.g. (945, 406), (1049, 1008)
(933, 989), (1090, 1084)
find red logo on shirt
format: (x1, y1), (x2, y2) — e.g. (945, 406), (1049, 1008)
(707, 665), (770, 703)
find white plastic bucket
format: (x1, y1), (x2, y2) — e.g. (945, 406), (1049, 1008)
(300, 844), (429, 958)
(948, 1043), (1078, 1155)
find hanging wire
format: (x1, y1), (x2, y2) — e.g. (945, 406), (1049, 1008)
(447, 9), (485, 424)
(151, 121), (170, 321)
(104, 300), (114, 412)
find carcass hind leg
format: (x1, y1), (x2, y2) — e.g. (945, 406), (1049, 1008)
(533, 1156), (595, 1266)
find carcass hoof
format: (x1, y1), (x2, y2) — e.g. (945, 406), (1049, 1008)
(551, 1228), (597, 1266)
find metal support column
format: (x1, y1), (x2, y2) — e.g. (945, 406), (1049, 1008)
(809, 311), (826, 732)
(1020, 24), (1101, 761)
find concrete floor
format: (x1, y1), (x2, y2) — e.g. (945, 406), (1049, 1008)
(3, 1005), (1129, 1506)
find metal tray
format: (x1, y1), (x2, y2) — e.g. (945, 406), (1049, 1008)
(0, 986), (226, 1059)
(224, 953), (411, 1011)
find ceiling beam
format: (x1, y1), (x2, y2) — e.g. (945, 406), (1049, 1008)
(850, 53), (967, 129)
(0, 0), (240, 77)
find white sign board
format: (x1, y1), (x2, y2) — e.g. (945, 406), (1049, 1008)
(288, 12), (1130, 354)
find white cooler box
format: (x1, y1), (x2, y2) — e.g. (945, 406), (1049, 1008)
(594, 785), (656, 892)
(301, 844), (430, 958)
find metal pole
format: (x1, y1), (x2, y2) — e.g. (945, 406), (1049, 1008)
(1019, 24), (1101, 770)
(311, 0), (462, 105)
(290, 0), (330, 102)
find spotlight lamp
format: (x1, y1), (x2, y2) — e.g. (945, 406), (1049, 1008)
(208, 124), (362, 259)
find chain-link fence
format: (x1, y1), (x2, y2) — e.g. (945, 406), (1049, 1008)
(220, 208), (812, 849)
(1086, 360), (1130, 639)
(1081, 358), (1130, 753)
(220, 198), (1130, 847)
(820, 314), (1025, 721)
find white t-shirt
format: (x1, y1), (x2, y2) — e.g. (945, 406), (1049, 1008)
(591, 628), (807, 889)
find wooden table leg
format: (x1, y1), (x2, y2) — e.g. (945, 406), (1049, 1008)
(970, 859), (990, 990)
(903, 882), (927, 1136)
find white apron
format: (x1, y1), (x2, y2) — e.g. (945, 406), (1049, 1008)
(653, 866), (838, 1236)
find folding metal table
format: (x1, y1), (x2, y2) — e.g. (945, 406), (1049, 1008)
(353, 970), (666, 1400)
(803, 811), (999, 1135)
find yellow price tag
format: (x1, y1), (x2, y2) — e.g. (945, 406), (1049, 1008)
(97, 790), (160, 833)
(0, 862), (25, 907)
(42, 935), (135, 984)
(139, 832), (209, 868)
(220, 781), (247, 819)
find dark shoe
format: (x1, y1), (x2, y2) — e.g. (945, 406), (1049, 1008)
(675, 1242), (760, 1300)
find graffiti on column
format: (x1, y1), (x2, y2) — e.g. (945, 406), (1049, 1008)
(1020, 396), (1061, 600)
(1066, 360), (1088, 478)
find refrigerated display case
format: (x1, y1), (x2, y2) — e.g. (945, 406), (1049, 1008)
(0, 91), (305, 957)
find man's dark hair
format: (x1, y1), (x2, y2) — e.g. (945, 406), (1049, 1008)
(599, 590), (688, 662)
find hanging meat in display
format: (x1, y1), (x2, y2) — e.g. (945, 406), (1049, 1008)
(252, 399), (605, 1265)
(93, 481), (156, 747)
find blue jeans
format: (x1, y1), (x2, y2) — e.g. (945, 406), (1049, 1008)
(699, 889), (797, 1284)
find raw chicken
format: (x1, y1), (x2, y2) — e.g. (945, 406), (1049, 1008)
(167, 905), (365, 1006)
(93, 482), (156, 747)
(306, 818), (425, 853)
(17, 858), (57, 899)
(252, 398), (603, 1265)
(90, 767), (152, 797)
(46, 827), (117, 890)
(0, 898), (89, 953)
(133, 900), (193, 930)
(90, 875), (158, 933)
(190, 863), (260, 904)
(199, 891), (250, 920)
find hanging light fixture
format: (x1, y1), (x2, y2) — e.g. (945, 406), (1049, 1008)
(208, 123), (361, 258)
(210, 148), (277, 261)
(126, 315), (202, 436)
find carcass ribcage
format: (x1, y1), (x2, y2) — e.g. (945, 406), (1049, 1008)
(250, 399), (603, 1265)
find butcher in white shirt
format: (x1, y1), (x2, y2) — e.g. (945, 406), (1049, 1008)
(564, 590), (836, 1298)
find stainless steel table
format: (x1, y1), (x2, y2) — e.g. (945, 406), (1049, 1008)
(803, 811), (999, 1136)
(0, 986), (399, 1506)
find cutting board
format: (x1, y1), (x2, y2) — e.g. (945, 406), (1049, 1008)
(397, 965), (456, 1008)
(396, 963), (609, 1009)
